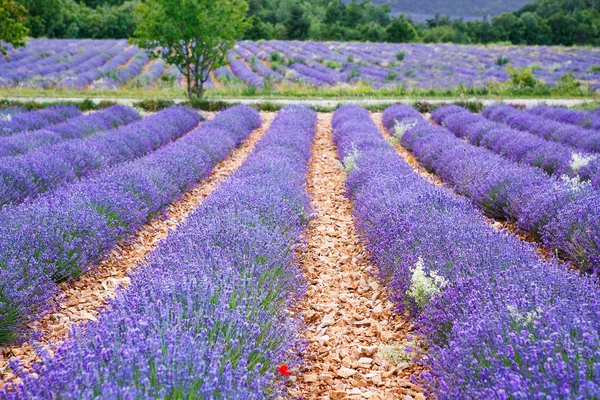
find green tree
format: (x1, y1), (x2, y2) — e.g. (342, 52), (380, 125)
(385, 14), (417, 42)
(422, 25), (461, 43)
(132, 0), (248, 99)
(285, 3), (309, 39)
(0, 0), (28, 57)
(17, 0), (62, 37)
(360, 21), (386, 42)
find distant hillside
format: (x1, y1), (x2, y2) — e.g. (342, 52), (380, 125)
(348, 0), (534, 19)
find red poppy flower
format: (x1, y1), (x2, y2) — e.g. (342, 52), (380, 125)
(277, 364), (290, 377)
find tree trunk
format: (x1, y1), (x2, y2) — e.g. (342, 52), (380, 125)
(186, 64), (193, 99)
(190, 59), (205, 99)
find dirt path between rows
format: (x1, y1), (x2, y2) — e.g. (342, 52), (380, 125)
(289, 113), (425, 400)
(0, 113), (276, 388)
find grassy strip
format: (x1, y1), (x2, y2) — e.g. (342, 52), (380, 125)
(1, 80), (598, 101)
(1, 96), (596, 115)
(0, 97), (486, 114)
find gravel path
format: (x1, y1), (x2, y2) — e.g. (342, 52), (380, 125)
(0, 113), (275, 388)
(290, 113), (425, 400)
(2, 96), (598, 108)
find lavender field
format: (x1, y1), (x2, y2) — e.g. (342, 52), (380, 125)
(0, 100), (599, 399)
(1, 39), (600, 95)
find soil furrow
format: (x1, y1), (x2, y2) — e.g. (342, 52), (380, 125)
(0, 113), (276, 387)
(290, 113), (425, 400)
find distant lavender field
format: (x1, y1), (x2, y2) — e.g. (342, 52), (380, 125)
(1, 39), (599, 91)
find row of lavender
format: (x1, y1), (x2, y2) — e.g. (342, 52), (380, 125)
(529, 104), (600, 130)
(480, 104), (600, 183)
(334, 104), (600, 398)
(387, 106), (600, 275)
(0, 106), (196, 206)
(2, 105), (315, 399)
(0, 105), (81, 136)
(482, 104), (600, 153)
(431, 105), (600, 186)
(0, 39), (172, 90)
(0, 105), (259, 345)
(0, 105), (139, 157)
(3, 39), (600, 90)
(205, 39), (600, 90)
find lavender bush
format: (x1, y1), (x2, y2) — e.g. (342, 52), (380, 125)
(433, 105), (589, 177)
(483, 104), (600, 153)
(3, 39), (600, 90)
(333, 104), (600, 399)
(528, 104), (600, 130)
(384, 105), (600, 275)
(0, 106), (199, 206)
(0, 106), (26, 116)
(0, 105), (140, 157)
(0, 105), (260, 345)
(0, 106), (81, 136)
(2, 105), (315, 399)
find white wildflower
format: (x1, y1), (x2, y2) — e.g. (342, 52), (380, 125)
(393, 119), (417, 139)
(560, 175), (590, 192)
(406, 257), (447, 309)
(569, 152), (595, 172)
(507, 305), (541, 326)
(377, 339), (418, 365)
(342, 146), (360, 174)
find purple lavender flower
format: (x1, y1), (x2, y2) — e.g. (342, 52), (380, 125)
(435, 105), (586, 177)
(0, 105), (260, 345)
(0, 106), (81, 136)
(483, 104), (600, 153)
(334, 104), (600, 399)
(385, 104), (600, 274)
(0, 106), (198, 206)
(0, 105), (140, 157)
(2, 106), (315, 399)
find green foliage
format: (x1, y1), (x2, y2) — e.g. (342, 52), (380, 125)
(324, 60), (342, 69)
(556, 73), (581, 91)
(396, 51), (405, 61)
(132, 0), (248, 99)
(270, 51), (281, 63)
(496, 55), (509, 66)
(348, 67), (361, 79)
(133, 98), (175, 112)
(0, 98), (115, 111)
(17, 0), (138, 39)
(589, 65), (600, 73)
(449, 100), (485, 113)
(506, 65), (540, 88)
(241, 85), (258, 96)
(422, 25), (464, 43)
(0, 0), (28, 56)
(10, 0), (600, 46)
(385, 14), (417, 42)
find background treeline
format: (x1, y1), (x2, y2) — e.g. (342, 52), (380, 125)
(365, 0), (532, 19)
(17, 0), (137, 38)
(15, 0), (600, 46)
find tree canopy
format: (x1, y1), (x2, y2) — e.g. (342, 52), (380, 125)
(10, 0), (600, 45)
(132, 0), (248, 98)
(0, 0), (28, 57)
